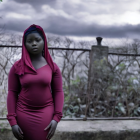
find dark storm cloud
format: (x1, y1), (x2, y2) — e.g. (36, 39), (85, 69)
(42, 15), (140, 38)
(12, 0), (57, 11)
(4, 15), (140, 39)
(11, 0), (114, 15)
(2, 19), (32, 33)
(0, 0), (139, 39)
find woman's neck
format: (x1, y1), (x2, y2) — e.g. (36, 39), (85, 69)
(29, 53), (43, 62)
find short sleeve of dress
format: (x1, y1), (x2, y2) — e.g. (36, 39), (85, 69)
(6, 65), (21, 127)
(51, 63), (64, 123)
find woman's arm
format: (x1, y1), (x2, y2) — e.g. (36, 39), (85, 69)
(7, 65), (21, 127)
(51, 63), (64, 123)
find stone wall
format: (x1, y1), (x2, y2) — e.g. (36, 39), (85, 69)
(1, 120), (140, 140)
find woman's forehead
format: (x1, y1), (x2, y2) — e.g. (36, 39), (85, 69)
(26, 32), (42, 39)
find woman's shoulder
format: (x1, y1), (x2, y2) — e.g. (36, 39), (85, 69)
(51, 62), (61, 75)
(53, 62), (60, 71)
(14, 59), (21, 65)
(53, 62), (58, 67)
(13, 59), (22, 68)
(9, 59), (22, 74)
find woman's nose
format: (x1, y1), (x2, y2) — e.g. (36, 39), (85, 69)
(32, 40), (37, 45)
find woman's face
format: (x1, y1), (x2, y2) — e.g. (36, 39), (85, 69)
(25, 32), (44, 55)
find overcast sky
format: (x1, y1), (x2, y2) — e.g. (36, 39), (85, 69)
(0, 0), (140, 46)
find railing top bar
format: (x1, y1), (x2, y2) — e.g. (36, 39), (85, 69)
(108, 53), (140, 56)
(0, 45), (21, 47)
(0, 45), (91, 51)
(49, 47), (91, 51)
(1, 45), (140, 56)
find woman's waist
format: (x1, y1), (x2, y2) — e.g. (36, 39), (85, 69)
(16, 97), (54, 110)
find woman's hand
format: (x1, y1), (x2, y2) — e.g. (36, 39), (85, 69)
(12, 124), (24, 140)
(44, 120), (58, 140)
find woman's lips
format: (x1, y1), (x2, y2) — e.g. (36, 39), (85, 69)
(32, 48), (38, 51)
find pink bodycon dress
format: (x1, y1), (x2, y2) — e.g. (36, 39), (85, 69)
(7, 62), (64, 140)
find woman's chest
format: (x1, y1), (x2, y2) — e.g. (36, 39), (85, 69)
(19, 65), (52, 88)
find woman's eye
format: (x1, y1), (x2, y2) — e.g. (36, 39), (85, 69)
(36, 39), (40, 42)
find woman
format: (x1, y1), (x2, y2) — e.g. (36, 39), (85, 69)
(6, 24), (64, 140)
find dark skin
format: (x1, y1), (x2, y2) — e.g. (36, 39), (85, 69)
(11, 32), (58, 140)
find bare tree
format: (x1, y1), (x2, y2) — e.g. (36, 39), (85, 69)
(0, 26), (22, 117)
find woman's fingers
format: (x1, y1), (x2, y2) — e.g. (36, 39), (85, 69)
(12, 125), (23, 140)
(13, 132), (18, 139)
(46, 129), (51, 139)
(45, 121), (57, 139)
(15, 132), (21, 140)
(13, 129), (19, 140)
(49, 130), (55, 140)
(47, 128), (53, 140)
(15, 131), (22, 140)
(18, 126), (23, 134)
(18, 127), (24, 139)
(44, 123), (51, 131)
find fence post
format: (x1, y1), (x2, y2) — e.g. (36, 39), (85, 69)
(84, 37), (109, 120)
(89, 37), (109, 85)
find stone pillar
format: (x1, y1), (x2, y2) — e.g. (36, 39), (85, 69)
(84, 37), (109, 119)
(89, 37), (109, 91)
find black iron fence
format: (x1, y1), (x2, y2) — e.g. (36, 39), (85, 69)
(0, 45), (140, 120)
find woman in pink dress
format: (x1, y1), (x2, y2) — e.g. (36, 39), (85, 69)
(6, 24), (64, 140)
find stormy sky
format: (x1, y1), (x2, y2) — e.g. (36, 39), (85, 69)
(0, 0), (140, 45)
